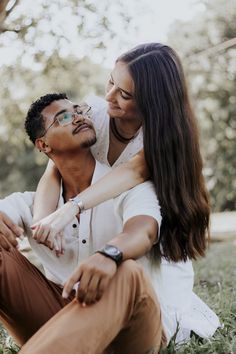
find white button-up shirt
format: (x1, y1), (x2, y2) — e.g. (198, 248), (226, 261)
(0, 160), (161, 286)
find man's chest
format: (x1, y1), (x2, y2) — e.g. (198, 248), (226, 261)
(63, 200), (123, 262)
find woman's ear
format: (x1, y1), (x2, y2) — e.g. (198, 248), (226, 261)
(35, 138), (52, 154)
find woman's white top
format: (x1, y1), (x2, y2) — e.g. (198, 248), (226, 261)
(86, 95), (220, 343)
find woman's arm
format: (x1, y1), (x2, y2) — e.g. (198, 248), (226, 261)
(32, 150), (149, 250)
(78, 150), (149, 209)
(33, 159), (61, 223)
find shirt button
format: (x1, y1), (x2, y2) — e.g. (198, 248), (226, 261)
(72, 224), (77, 228)
(82, 239), (86, 244)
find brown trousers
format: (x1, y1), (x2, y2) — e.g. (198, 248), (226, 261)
(0, 247), (166, 354)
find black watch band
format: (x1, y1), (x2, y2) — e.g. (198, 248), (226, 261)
(96, 244), (123, 266)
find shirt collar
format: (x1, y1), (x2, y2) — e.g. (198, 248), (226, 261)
(58, 159), (110, 207)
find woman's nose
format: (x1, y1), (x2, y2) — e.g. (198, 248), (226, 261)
(105, 85), (117, 102)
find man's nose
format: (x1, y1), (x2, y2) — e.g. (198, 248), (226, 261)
(72, 113), (85, 124)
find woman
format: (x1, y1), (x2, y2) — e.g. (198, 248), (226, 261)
(32, 43), (220, 343)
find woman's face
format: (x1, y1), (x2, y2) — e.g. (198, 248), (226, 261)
(105, 61), (142, 122)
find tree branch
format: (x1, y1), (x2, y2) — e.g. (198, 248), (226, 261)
(0, 0), (20, 32)
(5, 0), (19, 18)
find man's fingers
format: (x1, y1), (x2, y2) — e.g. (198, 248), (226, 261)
(62, 268), (82, 299)
(2, 213), (23, 237)
(76, 272), (92, 304)
(83, 275), (100, 305)
(0, 233), (13, 250)
(0, 223), (18, 248)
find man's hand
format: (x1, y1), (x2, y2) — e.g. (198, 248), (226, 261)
(62, 253), (117, 305)
(0, 211), (24, 250)
(31, 201), (79, 255)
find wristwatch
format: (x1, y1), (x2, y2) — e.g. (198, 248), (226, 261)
(69, 196), (85, 213)
(96, 244), (123, 266)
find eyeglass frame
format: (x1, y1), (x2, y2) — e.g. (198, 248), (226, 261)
(41, 104), (92, 137)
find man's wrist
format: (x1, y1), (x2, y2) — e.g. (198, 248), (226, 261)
(96, 244), (123, 266)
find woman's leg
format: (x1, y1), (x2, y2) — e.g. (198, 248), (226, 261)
(20, 260), (166, 354)
(0, 247), (73, 346)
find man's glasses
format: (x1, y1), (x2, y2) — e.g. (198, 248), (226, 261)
(42, 104), (92, 137)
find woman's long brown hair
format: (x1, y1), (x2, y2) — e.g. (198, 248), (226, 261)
(118, 43), (210, 262)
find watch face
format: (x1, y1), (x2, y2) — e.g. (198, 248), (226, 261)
(105, 245), (120, 256)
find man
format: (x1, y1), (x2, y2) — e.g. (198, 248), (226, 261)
(0, 93), (165, 354)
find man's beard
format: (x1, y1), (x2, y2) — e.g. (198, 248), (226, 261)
(80, 136), (97, 148)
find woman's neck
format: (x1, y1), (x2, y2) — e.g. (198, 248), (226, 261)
(114, 117), (141, 139)
(107, 118), (142, 166)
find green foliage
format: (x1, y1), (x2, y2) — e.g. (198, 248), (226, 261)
(0, 326), (19, 353)
(0, 0), (136, 198)
(168, 0), (236, 211)
(162, 242), (236, 353)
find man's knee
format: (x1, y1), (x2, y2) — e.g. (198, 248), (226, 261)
(117, 259), (147, 288)
(0, 247), (29, 281)
(118, 259), (142, 276)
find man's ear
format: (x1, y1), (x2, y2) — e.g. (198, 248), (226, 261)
(35, 138), (52, 154)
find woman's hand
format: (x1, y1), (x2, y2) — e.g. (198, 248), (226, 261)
(31, 201), (79, 255)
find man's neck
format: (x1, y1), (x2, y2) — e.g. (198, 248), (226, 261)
(51, 150), (96, 201)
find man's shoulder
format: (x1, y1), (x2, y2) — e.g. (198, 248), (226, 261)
(113, 181), (161, 225)
(0, 191), (34, 225)
(120, 181), (156, 199)
(0, 191), (34, 204)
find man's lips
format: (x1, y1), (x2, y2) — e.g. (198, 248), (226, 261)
(73, 123), (92, 135)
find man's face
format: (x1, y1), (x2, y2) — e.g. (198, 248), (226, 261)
(40, 99), (97, 154)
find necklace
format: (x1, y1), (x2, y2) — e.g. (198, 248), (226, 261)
(110, 119), (139, 144)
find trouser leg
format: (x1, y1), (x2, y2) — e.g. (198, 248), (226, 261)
(0, 247), (73, 346)
(20, 260), (166, 354)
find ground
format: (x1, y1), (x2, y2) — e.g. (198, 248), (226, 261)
(0, 241), (236, 354)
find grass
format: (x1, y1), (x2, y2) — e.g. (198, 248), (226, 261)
(162, 241), (236, 354)
(1, 241), (236, 353)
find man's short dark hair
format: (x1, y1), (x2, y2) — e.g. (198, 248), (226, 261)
(25, 93), (68, 144)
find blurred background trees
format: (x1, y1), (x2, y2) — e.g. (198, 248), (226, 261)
(0, 0), (235, 212)
(168, 0), (236, 211)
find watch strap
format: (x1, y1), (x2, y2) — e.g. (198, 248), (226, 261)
(96, 245), (123, 266)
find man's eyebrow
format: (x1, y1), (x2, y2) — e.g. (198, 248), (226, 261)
(110, 74), (133, 98)
(53, 105), (78, 119)
(54, 109), (66, 119)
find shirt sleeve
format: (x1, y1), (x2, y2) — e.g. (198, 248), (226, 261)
(0, 191), (34, 229)
(113, 181), (162, 240)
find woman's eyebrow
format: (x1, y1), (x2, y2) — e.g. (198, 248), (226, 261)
(110, 74), (133, 98)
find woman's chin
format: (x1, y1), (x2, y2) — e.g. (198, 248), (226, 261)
(107, 107), (123, 118)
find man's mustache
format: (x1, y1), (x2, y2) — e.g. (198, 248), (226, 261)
(72, 121), (95, 135)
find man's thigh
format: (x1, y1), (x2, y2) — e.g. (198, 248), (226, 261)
(0, 246), (72, 345)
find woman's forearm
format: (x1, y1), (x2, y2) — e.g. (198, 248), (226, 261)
(33, 160), (61, 223)
(32, 151), (149, 249)
(78, 150), (149, 209)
